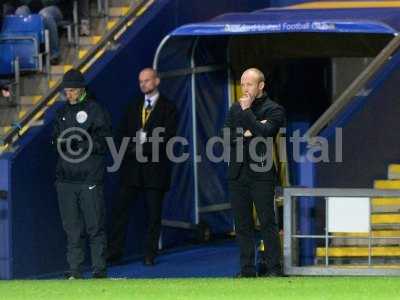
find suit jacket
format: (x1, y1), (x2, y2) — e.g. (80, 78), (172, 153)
(119, 94), (177, 190)
(224, 94), (286, 181)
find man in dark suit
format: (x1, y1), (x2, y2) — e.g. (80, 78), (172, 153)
(108, 68), (177, 266)
(224, 68), (286, 277)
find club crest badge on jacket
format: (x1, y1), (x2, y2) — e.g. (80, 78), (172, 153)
(76, 111), (88, 124)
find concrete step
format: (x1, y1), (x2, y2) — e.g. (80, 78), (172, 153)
(332, 231), (400, 238)
(107, 19), (119, 30)
(110, 0), (134, 6)
(0, 104), (35, 125)
(331, 231), (400, 246)
(20, 95), (42, 105)
(90, 16), (119, 35)
(51, 65), (73, 76)
(16, 104), (35, 120)
(48, 78), (61, 89)
(371, 224), (400, 231)
(0, 126), (12, 135)
(109, 6), (130, 17)
(372, 206), (400, 213)
(332, 239), (399, 247)
(79, 35), (102, 46)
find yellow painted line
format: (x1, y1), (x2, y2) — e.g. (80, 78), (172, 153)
(316, 247), (400, 257)
(374, 180), (400, 189)
(107, 20), (117, 30)
(110, 6), (130, 16)
(136, 6), (147, 16)
(62, 65), (73, 72)
(51, 65), (72, 74)
(114, 26), (128, 41)
(81, 65), (89, 74)
(80, 1), (152, 74)
(33, 108), (46, 121)
(79, 49), (88, 59)
(47, 95), (58, 106)
(19, 124), (30, 136)
(372, 198), (400, 206)
(3, 126), (11, 134)
(136, 0), (154, 17)
(32, 96), (42, 104)
(21, 95), (42, 105)
(91, 36), (101, 45)
(122, 6), (130, 15)
(127, 18), (135, 27)
(94, 48), (106, 60)
(372, 214), (400, 224)
(18, 110), (27, 119)
(288, 1), (400, 9)
(49, 80), (57, 89)
(333, 231), (400, 238)
(81, 47), (106, 73)
(389, 164), (400, 174)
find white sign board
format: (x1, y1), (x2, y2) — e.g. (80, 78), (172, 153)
(327, 197), (370, 233)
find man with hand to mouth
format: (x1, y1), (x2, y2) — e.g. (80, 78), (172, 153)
(224, 68), (286, 278)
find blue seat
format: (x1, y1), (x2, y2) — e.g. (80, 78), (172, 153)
(1, 14), (45, 44)
(0, 15), (45, 73)
(0, 44), (15, 75)
(0, 41), (37, 74)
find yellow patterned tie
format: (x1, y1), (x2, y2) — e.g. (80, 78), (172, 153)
(143, 99), (152, 126)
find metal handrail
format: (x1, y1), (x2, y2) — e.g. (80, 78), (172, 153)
(284, 187), (400, 276)
(0, 0), (152, 147)
(304, 33), (400, 141)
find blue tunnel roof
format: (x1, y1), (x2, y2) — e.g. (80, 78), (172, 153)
(171, 7), (400, 36)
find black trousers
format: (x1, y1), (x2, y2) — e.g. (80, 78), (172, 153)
(229, 170), (281, 274)
(56, 182), (107, 274)
(108, 186), (164, 259)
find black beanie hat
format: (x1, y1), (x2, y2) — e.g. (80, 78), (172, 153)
(62, 69), (86, 89)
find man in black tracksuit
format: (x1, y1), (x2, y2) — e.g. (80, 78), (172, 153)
(53, 68), (112, 279)
(108, 68), (177, 266)
(224, 68), (286, 277)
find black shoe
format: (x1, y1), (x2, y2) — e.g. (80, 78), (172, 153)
(257, 262), (268, 276)
(64, 271), (82, 280)
(234, 271), (257, 278)
(93, 271), (107, 279)
(143, 256), (155, 266)
(263, 268), (284, 277)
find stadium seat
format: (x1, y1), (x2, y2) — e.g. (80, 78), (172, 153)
(0, 15), (47, 73)
(0, 43), (15, 75)
(0, 39), (37, 73)
(1, 14), (45, 43)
